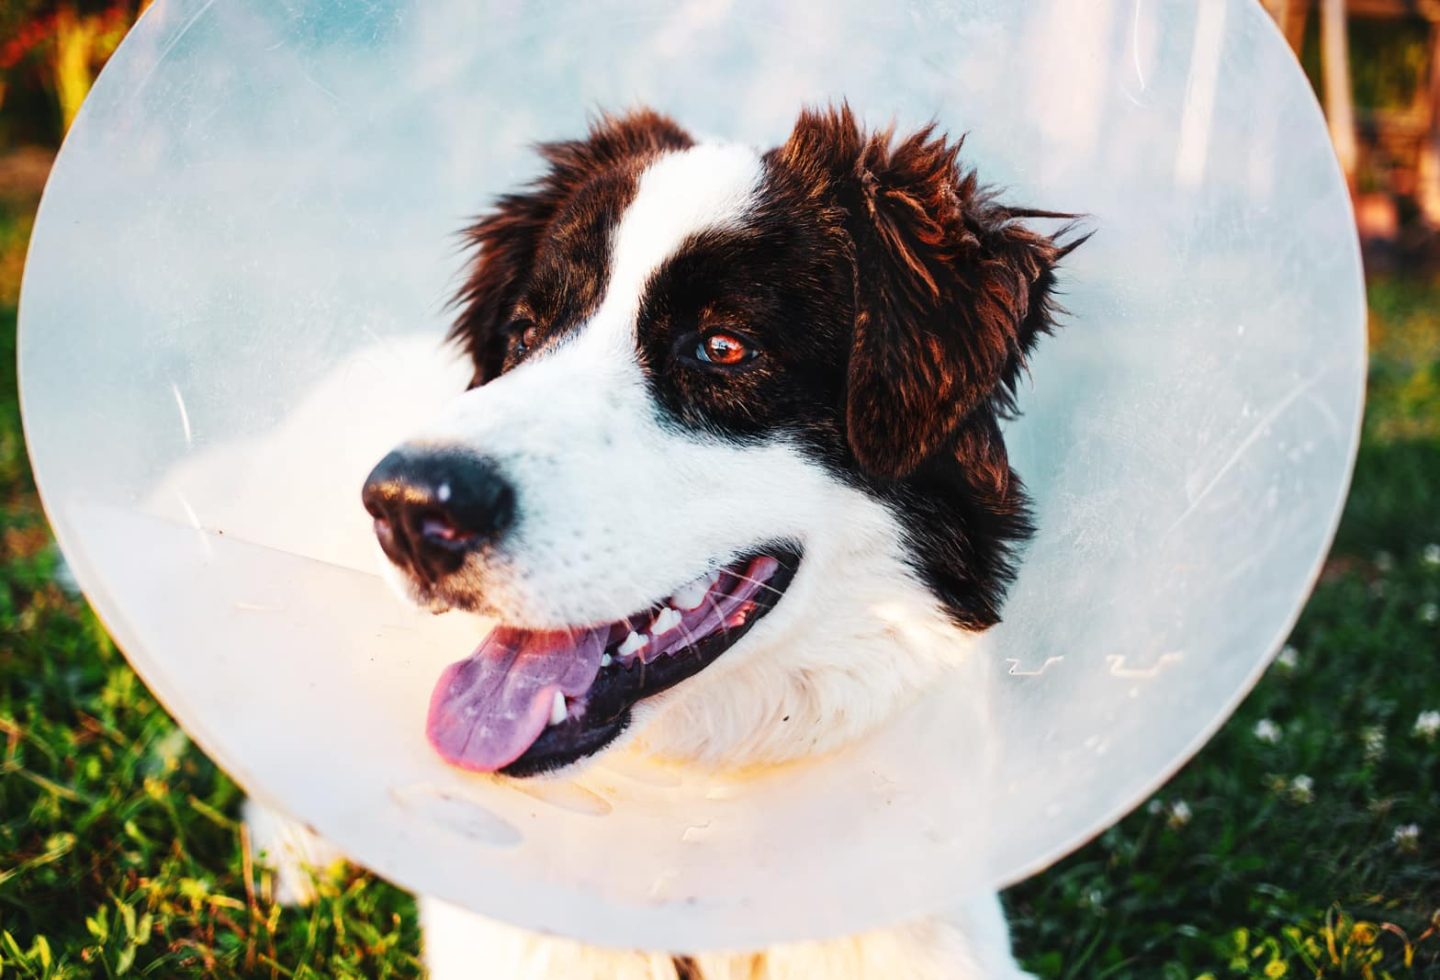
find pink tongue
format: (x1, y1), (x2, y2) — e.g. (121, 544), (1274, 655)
(426, 624), (605, 772)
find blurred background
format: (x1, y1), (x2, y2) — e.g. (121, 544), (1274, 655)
(0, 1), (1437, 977)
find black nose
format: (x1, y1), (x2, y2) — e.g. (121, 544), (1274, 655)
(361, 449), (516, 584)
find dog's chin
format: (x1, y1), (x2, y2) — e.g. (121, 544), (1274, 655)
(494, 712), (635, 780)
(419, 545), (803, 779)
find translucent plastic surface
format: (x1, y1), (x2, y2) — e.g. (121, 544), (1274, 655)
(19, 0), (1364, 951)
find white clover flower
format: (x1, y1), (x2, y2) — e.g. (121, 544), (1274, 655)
(1421, 602), (1438, 625)
(1146, 798), (1164, 816)
(1289, 774), (1314, 804)
(1361, 725), (1386, 763)
(1376, 551), (1396, 573)
(1254, 719), (1282, 744)
(1077, 887), (1106, 913)
(1167, 800), (1193, 827)
(1276, 645), (1299, 670)
(1393, 824), (1420, 852)
(1415, 710), (1440, 741)
(1423, 543), (1440, 567)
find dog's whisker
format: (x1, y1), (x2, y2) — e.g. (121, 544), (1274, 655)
(674, 618), (706, 655)
(703, 593), (733, 643)
(725, 571), (788, 599)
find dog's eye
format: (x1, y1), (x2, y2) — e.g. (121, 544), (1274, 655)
(505, 318), (540, 355)
(694, 331), (757, 368)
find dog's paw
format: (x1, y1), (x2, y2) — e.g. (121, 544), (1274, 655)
(242, 799), (346, 906)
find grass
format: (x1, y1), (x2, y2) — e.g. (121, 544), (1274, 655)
(0, 195), (1436, 978)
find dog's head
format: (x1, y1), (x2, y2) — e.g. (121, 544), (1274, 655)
(362, 105), (1080, 777)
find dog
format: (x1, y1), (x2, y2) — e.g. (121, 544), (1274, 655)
(252, 103), (1081, 979)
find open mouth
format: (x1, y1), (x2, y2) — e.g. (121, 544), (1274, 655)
(426, 547), (801, 777)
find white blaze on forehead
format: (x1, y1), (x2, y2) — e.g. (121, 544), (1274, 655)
(598, 142), (763, 329)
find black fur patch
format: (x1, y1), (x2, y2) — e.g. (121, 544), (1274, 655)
(633, 105), (1083, 626)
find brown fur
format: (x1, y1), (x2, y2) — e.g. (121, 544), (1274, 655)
(774, 103), (1080, 480)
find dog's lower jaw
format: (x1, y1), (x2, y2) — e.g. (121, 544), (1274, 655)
(628, 578), (975, 771)
(418, 893), (1033, 980)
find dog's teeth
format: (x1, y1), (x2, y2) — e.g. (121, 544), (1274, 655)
(651, 606), (683, 635)
(600, 653), (613, 668)
(616, 631), (646, 658)
(670, 576), (711, 611)
(549, 690), (566, 726)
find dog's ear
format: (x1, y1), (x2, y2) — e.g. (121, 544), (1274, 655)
(776, 104), (1079, 479)
(450, 108), (693, 386)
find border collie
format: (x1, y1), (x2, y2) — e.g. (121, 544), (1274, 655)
(255, 103), (1081, 979)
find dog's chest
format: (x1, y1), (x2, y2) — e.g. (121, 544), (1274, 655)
(417, 894), (1029, 979)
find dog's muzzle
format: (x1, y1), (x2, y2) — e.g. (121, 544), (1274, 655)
(360, 449), (515, 585)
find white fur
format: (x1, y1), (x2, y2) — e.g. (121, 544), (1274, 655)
(247, 142), (1030, 978)
(418, 892), (1030, 980)
(242, 798), (345, 907)
(606, 143), (762, 321)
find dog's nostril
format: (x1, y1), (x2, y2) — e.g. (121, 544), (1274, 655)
(420, 513), (473, 547)
(360, 449), (516, 580)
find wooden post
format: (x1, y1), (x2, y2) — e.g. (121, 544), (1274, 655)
(50, 3), (103, 135)
(1283, 0), (1311, 54)
(1418, 20), (1440, 226)
(1320, 0), (1359, 190)
(1262, 0), (1311, 56)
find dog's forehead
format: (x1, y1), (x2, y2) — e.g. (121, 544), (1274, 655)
(598, 143), (763, 322)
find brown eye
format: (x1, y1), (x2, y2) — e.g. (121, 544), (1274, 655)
(506, 318), (539, 355)
(695, 331), (756, 367)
